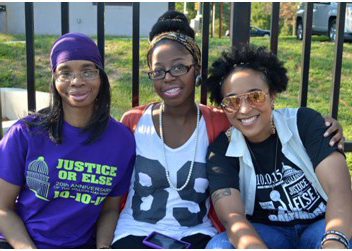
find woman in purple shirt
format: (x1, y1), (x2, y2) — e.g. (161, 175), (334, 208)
(0, 33), (135, 249)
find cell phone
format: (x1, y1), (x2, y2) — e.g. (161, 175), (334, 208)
(142, 231), (191, 249)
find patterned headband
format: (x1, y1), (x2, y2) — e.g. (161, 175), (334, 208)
(147, 32), (201, 68)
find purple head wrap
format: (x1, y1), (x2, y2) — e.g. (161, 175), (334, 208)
(50, 32), (103, 73)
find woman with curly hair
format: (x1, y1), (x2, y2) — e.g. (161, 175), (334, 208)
(205, 46), (352, 249)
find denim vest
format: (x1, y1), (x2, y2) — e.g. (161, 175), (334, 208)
(225, 108), (328, 215)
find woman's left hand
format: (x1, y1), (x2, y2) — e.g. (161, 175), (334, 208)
(323, 116), (344, 150)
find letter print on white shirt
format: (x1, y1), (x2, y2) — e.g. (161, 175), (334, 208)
(131, 156), (208, 226)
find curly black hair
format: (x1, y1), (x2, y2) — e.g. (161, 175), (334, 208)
(206, 45), (288, 105)
(149, 10), (194, 41)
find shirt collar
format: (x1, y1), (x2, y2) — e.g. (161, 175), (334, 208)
(225, 110), (293, 157)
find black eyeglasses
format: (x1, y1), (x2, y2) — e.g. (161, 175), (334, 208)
(148, 64), (195, 80)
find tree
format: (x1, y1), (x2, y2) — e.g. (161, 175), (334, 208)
(174, 2), (299, 37)
(251, 2), (272, 30)
(214, 3), (230, 37)
(175, 2), (197, 21)
(250, 2), (299, 35)
(280, 2), (299, 35)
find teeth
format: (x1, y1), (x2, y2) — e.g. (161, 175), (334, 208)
(240, 116), (256, 125)
(165, 88), (180, 95)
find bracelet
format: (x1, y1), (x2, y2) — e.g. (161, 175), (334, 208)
(321, 236), (349, 249)
(325, 230), (349, 243)
(99, 245), (111, 249)
(322, 230), (349, 249)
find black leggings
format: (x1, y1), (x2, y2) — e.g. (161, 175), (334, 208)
(112, 233), (211, 249)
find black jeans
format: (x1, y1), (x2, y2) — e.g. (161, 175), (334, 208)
(112, 233), (211, 249)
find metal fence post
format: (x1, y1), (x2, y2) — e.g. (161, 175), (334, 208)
(132, 2), (140, 107)
(330, 2), (346, 119)
(61, 3), (69, 35)
(270, 3), (280, 55)
(97, 3), (105, 67)
(230, 2), (251, 49)
(299, 2), (313, 107)
(168, 2), (175, 11)
(25, 2), (36, 113)
(200, 3), (210, 105)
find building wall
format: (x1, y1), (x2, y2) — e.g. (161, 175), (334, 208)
(0, 2), (168, 36)
(0, 4), (7, 33)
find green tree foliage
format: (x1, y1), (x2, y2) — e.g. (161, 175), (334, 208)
(176, 2), (299, 36)
(175, 2), (197, 21)
(280, 2), (300, 35)
(251, 2), (272, 30)
(250, 2), (299, 35)
(213, 3), (230, 37)
(176, 3), (230, 37)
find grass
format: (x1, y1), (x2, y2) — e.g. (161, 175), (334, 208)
(0, 33), (351, 174)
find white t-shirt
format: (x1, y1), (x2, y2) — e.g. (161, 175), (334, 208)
(113, 105), (217, 242)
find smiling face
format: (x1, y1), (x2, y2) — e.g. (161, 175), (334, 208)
(221, 69), (275, 143)
(150, 41), (199, 107)
(54, 60), (101, 113)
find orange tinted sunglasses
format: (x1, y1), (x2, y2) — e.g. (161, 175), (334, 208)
(221, 91), (269, 113)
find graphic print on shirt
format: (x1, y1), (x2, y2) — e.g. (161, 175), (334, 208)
(132, 155), (208, 226)
(27, 156), (50, 201)
(256, 162), (325, 222)
(26, 156), (119, 206)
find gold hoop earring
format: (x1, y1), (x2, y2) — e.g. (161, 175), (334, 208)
(270, 114), (276, 134)
(225, 126), (233, 142)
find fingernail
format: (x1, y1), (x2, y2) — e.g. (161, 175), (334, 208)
(330, 141), (335, 146)
(325, 122), (330, 126)
(324, 132), (328, 137)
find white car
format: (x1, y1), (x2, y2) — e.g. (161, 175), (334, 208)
(295, 2), (352, 41)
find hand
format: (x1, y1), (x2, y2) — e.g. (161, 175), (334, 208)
(323, 116), (344, 150)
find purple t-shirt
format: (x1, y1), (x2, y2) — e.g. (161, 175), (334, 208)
(0, 117), (135, 248)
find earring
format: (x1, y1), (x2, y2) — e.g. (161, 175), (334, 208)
(195, 75), (202, 87)
(270, 114), (276, 134)
(225, 126), (233, 142)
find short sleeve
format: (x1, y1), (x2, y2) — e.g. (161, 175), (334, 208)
(206, 132), (240, 195)
(107, 125), (136, 197)
(0, 121), (28, 185)
(297, 107), (343, 169)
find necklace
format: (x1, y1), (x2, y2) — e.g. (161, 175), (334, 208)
(159, 103), (200, 191)
(246, 134), (281, 202)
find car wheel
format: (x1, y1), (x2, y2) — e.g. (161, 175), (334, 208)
(297, 21), (303, 40)
(264, 33), (270, 38)
(329, 19), (336, 42)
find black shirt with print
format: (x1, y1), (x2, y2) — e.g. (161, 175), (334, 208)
(206, 107), (343, 226)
